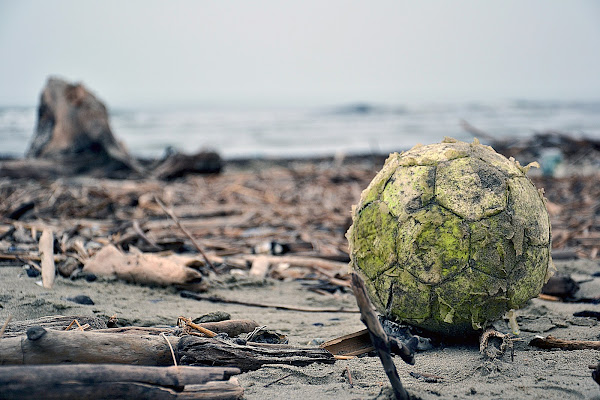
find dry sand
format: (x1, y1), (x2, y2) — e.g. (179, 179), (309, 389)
(1, 258), (599, 400)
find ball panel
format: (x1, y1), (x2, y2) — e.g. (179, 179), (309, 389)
(435, 157), (507, 221)
(357, 153), (400, 209)
(349, 201), (398, 281)
(507, 177), (551, 247)
(381, 165), (435, 221)
(397, 206), (469, 285)
(399, 141), (471, 166)
(385, 269), (431, 322)
(471, 143), (523, 177)
(508, 246), (550, 308)
(469, 214), (516, 278)
(434, 268), (508, 329)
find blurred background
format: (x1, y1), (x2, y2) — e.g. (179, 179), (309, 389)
(1, 0), (599, 159)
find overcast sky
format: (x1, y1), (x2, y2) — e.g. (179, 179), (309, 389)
(0, 0), (599, 107)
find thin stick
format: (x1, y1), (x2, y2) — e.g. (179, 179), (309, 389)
(155, 197), (217, 273)
(0, 314), (12, 338)
(345, 366), (353, 387)
(180, 290), (359, 313)
(264, 373), (292, 387)
(160, 333), (178, 366)
(351, 272), (410, 400)
(178, 317), (217, 338)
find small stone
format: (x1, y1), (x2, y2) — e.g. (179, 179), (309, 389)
(66, 295), (95, 305)
(26, 326), (47, 341)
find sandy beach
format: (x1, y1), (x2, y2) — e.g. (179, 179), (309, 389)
(1, 155), (599, 399)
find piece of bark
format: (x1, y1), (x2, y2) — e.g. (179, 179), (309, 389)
(0, 364), (242, 400)
(2, 315), (107, 338)
(529, 335), (600, 350)
(320, 329), (374, 357)
(39, 229), (55, 289)
(351, 272), (411, 400)
(83, 244), (203, 287)
(0, 327), (334, 372)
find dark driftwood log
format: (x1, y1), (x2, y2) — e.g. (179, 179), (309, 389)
(0, 327), (334, 372)
(351, 273), (411, 400)
(2, 315), (108, 338)
(177, 335), (335, 371)
(0, 364), (242, 400)
(529, 335), (600, 350)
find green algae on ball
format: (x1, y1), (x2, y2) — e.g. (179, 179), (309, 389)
(346, 138), (553, 336)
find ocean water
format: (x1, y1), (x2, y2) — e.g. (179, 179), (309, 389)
(1, 101), (600, 159)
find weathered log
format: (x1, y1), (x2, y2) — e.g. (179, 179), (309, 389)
(0, 364), (242, 400)
(0, 364), (239, 387)
(0, 327), (334, 372)
(2, 315), (107, 338)
(177, 335), (335, 371)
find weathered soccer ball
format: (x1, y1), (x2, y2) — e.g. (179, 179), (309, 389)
(347, 138), (552, 336)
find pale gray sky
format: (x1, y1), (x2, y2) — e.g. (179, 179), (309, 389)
(0, 0), (599, 107)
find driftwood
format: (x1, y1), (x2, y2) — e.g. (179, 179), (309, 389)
(0, 364), (242, 400)
(83, 244), (204, 287)
(1, 315), (107, 338)
(39, 229), (55, 289)
(351, 273), (412, 400)
(177, 335), (335, 371)
(529, 335), (600, 350)
(2, 315), (258, 339)
(0, 326), (334, 372)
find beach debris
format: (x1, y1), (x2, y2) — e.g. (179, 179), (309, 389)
(409, 371), (444, 383)
(0, 315), (107, 338)
(529, 335), (600, 350)
(347, 138), (552, 336)
(65, 295), (94, 305)
(573, 310), (600, 320)
(245, 325), (288, 344)
(26, 77), (144, 177)
(83, 244), (204, 288)
(479, 329), (515, 360)
(155, 197), (217, 273)
(264, 372), (293, 388)
(177, 316), (218, 338)
(591, 363), (600, 387)
(151, 149), (223, 179)
(38, 229), (55, 289)
(320, 329), (375, 357)
(0, 325), (334, 372)
(351, 272), (413, 400)
(542, 274), (580, 299)
(193, 311), (231, 324)
(0, 364), (243, 400)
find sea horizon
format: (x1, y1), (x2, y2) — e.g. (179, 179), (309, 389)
(2, 99), (600, 160)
